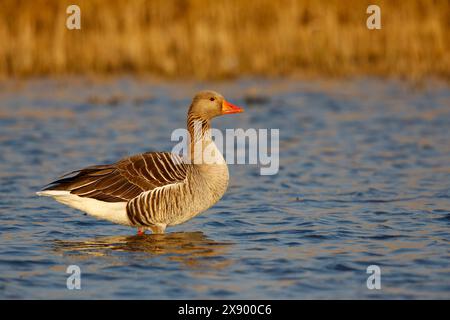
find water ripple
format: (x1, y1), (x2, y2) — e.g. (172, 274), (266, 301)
(0, 78), (449, 299)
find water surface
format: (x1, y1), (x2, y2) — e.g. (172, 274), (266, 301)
(0, 77), (449, 299)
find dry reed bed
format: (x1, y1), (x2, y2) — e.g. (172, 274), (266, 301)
(0, 0), (448, 80)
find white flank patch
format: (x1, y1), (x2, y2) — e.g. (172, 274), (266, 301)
(36, 190), (131, 226)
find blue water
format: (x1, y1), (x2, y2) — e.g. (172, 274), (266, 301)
(0, 77), (449, 299)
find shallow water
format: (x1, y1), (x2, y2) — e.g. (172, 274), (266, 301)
(0, 77), (449, 299)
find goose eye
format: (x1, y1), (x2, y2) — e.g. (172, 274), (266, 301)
(209, 97), (215, 101)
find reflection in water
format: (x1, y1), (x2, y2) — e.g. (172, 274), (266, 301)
(53, 232), (233, 268)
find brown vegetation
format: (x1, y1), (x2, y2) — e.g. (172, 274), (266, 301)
(0, 0), (448, 80)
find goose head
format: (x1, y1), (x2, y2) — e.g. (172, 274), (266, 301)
(189, 90), (244, 120)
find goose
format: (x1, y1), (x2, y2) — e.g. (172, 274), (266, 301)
(37, 91), (244, 234)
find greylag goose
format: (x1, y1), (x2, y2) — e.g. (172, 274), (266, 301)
(37, 91), (244, 234)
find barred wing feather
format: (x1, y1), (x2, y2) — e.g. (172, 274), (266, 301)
(43, 152), (188, 203)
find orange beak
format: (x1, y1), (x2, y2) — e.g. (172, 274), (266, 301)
(222, 100), (244, 114)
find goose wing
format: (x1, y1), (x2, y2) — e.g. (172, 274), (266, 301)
(43, 152), (188, 202)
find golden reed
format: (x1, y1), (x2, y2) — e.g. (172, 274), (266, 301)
(0, 0), (448, 80)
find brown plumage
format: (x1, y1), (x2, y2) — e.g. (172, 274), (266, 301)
(44, 152), (187, 202)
